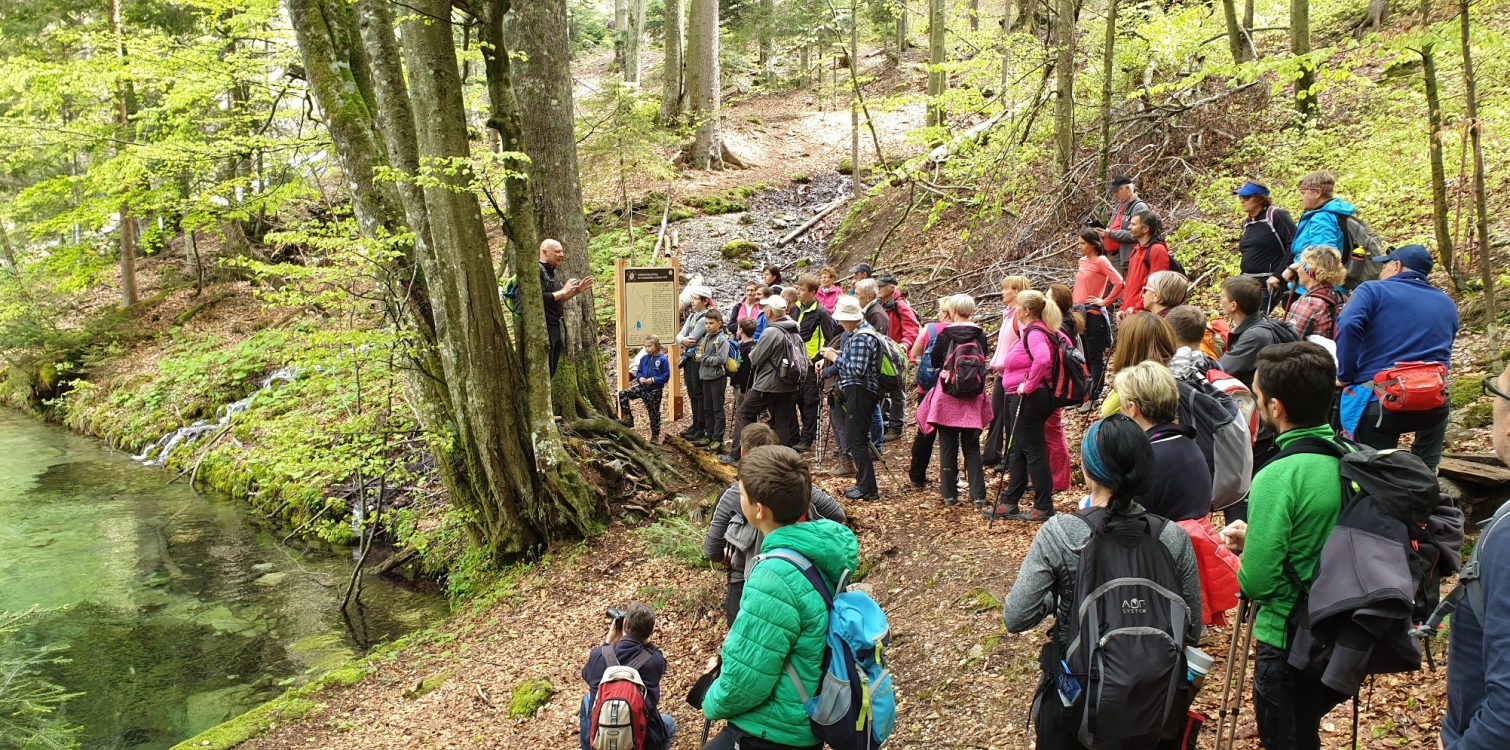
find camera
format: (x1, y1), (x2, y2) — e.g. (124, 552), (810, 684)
(606, 607), (626, 625)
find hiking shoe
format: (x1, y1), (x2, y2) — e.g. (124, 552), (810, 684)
(691, 435), (712, 447)
(1016, 508), (1054, 523)
(678, 427), (698, 439)
(843, 486), (880, 501)
(704, 440), (723, 453)
(649, 433), (661, 445)
(882, 431), (902, 443)
(1077, 401), (1094, 415)
(982, 503), (1017, 520)
(909, 478), (928, 489)
(717, 454), (739, 466)
(941, 496), (958, 508)
(794, 440), (813, 451)
(972, 497), (986, 510)
(818, 458), (857, 478)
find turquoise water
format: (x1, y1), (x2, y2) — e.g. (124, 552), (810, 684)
(0, 409), (448, 749)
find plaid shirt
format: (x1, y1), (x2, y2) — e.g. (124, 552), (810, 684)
(836, 323), (882, 393)
(1287, 286), (1346, 340)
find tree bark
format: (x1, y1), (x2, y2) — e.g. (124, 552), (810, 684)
(1421, 40), (1454, 282)
(969, 0), (980, 31)
(625, 0), (645, 85)
(110, 0), (137, 307)
(660, 0), (685, 123)
(1290, 0), (1317, 119)
(1054, 0), (1075, 175)
(926, 0), (946, 127)
(1461, 0), (1496, 345)
(687, 0), (725, 169)
(1366, 0), (1389, 30)
(1097, 0), (1118, 189)
(896, 2), (909, 50)
(760, 0), (776, 87)
(614, 0), (628, 69)
(1221, 0), (1247, 62)
(509, 0), (613, 417)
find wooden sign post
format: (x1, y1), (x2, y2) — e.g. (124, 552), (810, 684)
(614, 258), (683, 422)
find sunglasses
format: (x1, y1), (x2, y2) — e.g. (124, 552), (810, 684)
(1485, 375), (1510, 402)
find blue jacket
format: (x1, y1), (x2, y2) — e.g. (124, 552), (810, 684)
(1291, 198), (1353, 260)
(581, 634), (670, 750)
(1442, 521), (1510, 749)
(632, 352), (671, 390)
(1335, 271), (1458, 384)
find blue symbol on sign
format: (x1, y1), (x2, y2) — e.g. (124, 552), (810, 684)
(636, 321), (642, 329)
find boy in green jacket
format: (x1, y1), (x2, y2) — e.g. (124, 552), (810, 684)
(699, 445), (859, 749)
(1221, 341), (1349, 750)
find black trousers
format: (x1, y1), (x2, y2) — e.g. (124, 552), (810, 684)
(1082, 311), (1111, 404)
(1252, 642), (1349, 750)
(683, 360), (706, 434)
(724, 579), (744, 625)
(908, 423), (936, 486)
(547, 322), (565, 377)
(938, 427), (985, 503)
(701, 726), (820, 750)
(882, 381), (906, 434)
(983, 378), (1014, 467)
(729, 389), (797, 457)
(701, 376), (728, 443)
(618, 384), (664, 435)
(796, 374), (822, 445)
(1352, 402), (1449, 471)
(1002, 389), (1055, 512)
(843, 385), (880, 498)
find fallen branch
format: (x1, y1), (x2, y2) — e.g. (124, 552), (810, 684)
(370, 546), (419, 576)
(777, 196), (851, 246)
(664, 434), (737, 485)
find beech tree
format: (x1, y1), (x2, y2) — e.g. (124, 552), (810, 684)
(1054, 0), (1075, 175)
(1291, 0), (1318, 119)
(926, 0), (946, 127)
(686, 0), (730, 168)
(660, 0), (686, 124)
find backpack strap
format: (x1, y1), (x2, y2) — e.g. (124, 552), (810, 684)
(600, 644), (619, 668)
(756, 548), (837, 606)
(1419, 502), (1510, 635)
(627, 648), (655, 672)
(1270, 435), (1349, 464)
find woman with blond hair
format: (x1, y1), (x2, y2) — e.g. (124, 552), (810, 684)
(1283, 245), (1349, 340)
(1100, 312), (1178, 418)
(985, 290), (1068, 523)
(1141, 270), (1191, 317)
(985, 275), (1033, 470)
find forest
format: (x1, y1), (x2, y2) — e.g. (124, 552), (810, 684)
(0, 0), (1506, 747)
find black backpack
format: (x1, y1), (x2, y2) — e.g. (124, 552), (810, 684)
(1275, 438), (1464, 696)
(1061, 507), (1190, 750)
(775, 329), (811, 387)
(939, 338), (988, 398)
(1025, 324), (1092, 408)
(1143, 242), (1186, 277)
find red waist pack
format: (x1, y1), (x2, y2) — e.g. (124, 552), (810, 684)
(1371, 361), (1449, 412)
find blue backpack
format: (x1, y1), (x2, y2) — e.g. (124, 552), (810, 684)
(913, 323), (947, 393)
(759, 548), (896, 750)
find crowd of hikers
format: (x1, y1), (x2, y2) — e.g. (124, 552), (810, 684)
(581, 171), (1510, 750)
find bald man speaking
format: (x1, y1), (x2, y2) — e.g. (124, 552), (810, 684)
(539, 239), (594, 376)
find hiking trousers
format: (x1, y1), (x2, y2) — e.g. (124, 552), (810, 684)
(982, 378), (1019, 467)
(700, 725), (819, 750)
(843, 385), (881, 498)
(700, 377), (728, 444)
(1082, 312), (1111, 404)
(728, 389), (796, 457)
(1252, 642), (1349, 750)
(1352, 402), (1449, 471)
(683, 360), (706, 435)
(1002, 389), (1055, 513)
(796, 373), (822, 445)
(936, 427), (985, 504)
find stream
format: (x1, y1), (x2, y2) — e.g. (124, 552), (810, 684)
(0, 408), (448, 750)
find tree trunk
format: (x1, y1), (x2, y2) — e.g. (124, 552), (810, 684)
(926, 0), (946, 127)
(614, 0), (628, 69)
(1366, 0), (1388, 30)
(659, 0), (685, 123)
(625, 0), (645, 84)
(1054, 0), (1075, 175)
(897, 2), (909, 50)
(474, 0), (597, 535)
(760, 0), (776, 87)
(969, 0), (980, 31)
(1097, 0), (1118, 189)
(851, 0), (860, 192)
(1461, 0), (1496, 345)
(1422, 41), (1454, 282)
(1221, 0), (1246, 62)
(110, 0), (137, 307)
(687, 0), (725, 169)
(1290, 0), (1317, 119)
(798, 44), (810, 88)
(510, 0), (613, 417)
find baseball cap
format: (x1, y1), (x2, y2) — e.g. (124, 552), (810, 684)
(761, 295), (788, 313)
(1371, 244), (1434, 274)
(849, 262), (873, 276)
(875, 273), (900, 287)
(1233, 182), (1270, 197)
(1110, 175), (1134, 188)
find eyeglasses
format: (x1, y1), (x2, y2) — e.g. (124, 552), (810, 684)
(1485, 375), (1510, 402)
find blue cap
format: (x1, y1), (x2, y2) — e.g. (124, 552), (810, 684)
(1233, 182), (1270, 197)
(1372, 244), (1434, 274)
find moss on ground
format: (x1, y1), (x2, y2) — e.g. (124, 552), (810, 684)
(402, 671), (452, 700)
(1463, 401), (1494, 428)
(720, 238), (759, 259)
(1451, 377), (1483, 409)
(958, 586), (1000, 613)
(508, 677), (554, 718)
(168, 696), (318, 750)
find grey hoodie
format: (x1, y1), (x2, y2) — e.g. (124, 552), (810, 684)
(749, 317), (802, 394)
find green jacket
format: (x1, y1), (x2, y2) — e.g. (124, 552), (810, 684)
(1237, 424), (1344, 649)
(702, 519), (860, 746)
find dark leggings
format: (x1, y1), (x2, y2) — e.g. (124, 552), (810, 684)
(701, 726), (820, 750)
(1002, 388), (1055, 512)
(937, 427), (985, 503)
(1082, 311), (1111, 403)
(983, 379), (1016, 467)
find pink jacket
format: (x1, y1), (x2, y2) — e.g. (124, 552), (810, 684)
(989, 306), (1022, 373)
(816, 285), (842, 312)
(915, 381), (994, 434)
(999, 323), (1064, 394)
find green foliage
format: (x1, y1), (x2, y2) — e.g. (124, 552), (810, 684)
(634, 516), (709, 568)
(568, 0), (611, 53)
(1451, 377), (1484, 409)
(0, 608), (82, 750)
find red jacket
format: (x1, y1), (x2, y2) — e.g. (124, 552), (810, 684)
(883, 295), (921, 351)
(1120, 241), (1171, 312)
(1176, 518), (1242, 627)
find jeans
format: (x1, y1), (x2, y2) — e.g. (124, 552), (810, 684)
(729, 389), (797, 457)
(580, 693), (675, 750)
(683, 360), (705, 434)
(871, 405), (885, 449)
(1082, 311), (1111, 404)
(700, 377), (728, 444)
(796, 374), (822, 445)
(700, 725), (820, 750)
(844, 385), (881, 498)
(1251, 642), (1349, 750)
(1001, 389), (1055, 513)
(618, 385), (665, 436)
(937, 427), (985, 504)
(1352, 402), (1449, 471)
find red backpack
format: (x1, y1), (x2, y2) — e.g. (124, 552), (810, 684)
(589, 646), (653, 750)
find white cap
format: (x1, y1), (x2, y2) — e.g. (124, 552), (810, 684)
(761, 295), (788, 313)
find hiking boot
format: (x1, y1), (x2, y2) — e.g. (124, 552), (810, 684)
(691, 435), (712, 447)
(1016, 508), (1054, 523)
(940, 495), (959, 508)
(678, 427), (698, 439)
(1077, 401), (1094, 415)
(909, 479), (928, 489)
(843, 486), (880, 501)
(649, 433), (661, 445)
(794, 440), (813, 452)
(717, 454), (739, 466)
(882, 430), (902, 443)
(972, 497), (986, 510)
(818, 457), (857, 478)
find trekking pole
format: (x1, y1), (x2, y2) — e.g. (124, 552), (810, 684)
(813, 389), (827, 472)
(1220, 600), (1259, 750)
(988, 395), (1025, 529)
(1212, 597), (1248, 750)
(872, 440), (903, 491)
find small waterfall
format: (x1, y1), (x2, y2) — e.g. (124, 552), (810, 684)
(134, 367), (297, 467)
